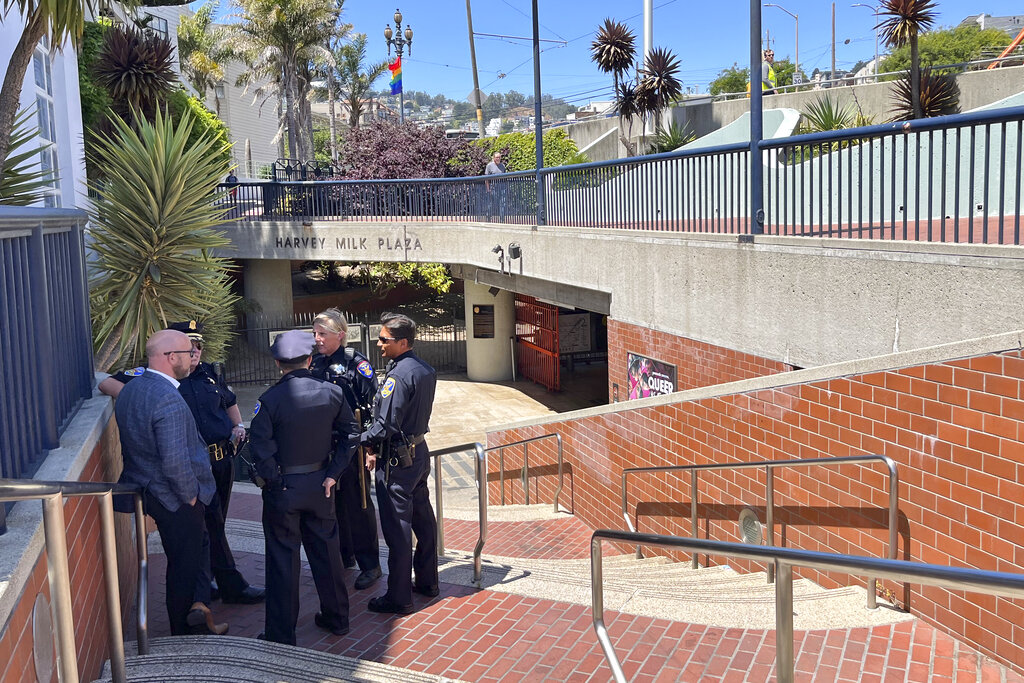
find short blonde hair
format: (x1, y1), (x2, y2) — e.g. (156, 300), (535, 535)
(313, 308), (348, 338)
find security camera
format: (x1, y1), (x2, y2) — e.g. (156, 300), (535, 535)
(491, 244), (503, 254)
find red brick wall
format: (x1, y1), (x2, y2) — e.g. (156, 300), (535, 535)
(488, 346), (1024, 673)
(0, 418), (134, 683)
(607, 319), (794, 402)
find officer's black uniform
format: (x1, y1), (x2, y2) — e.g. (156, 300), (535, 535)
(361, 349), (438, 611)
(310, 346), (381, 577)
(249, 331), (358, 645)
(109, 361), (256, 603)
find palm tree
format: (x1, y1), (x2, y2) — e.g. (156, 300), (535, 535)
(88, 107), (238, 370)
(333, 34), (388, 129)
(590, 19), (635, 91)
(177, 1), (233, 115)
(876, 0), (937, 120)
(637, 47), (683, 130)
(230, 0), (340, 162)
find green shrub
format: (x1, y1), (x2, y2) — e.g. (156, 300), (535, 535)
(475, 128), (587, 171)
(166, 89), (233, 170)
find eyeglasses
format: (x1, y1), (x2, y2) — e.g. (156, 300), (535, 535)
(164, 348), (196, 358)
(378, 335), (399, 343)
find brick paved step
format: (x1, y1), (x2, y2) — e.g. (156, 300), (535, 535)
(96, 635), (465, 683)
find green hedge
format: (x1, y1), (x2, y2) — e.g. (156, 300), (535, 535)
(165, 90), (233, 170)
(475, 128), (587, 171)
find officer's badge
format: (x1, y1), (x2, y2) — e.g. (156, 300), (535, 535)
(126, 367), (145, 377)
(328, 363), (345, 376)
(252, 401), (261, 417)
(380, 377), (396, 397)
(357, 361), (374, 378)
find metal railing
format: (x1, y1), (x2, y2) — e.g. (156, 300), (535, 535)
(591, 529), (1024, 683)
(621, 454), (898, 609)
(218, 105), (1024, 245)
(430, 441), (487, 585)
(0, 209), (94, 504)
(488, 432), (564, 511)
(0, 478), (149, 683)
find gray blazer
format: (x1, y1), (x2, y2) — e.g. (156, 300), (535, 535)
(115, 370), (215, 511)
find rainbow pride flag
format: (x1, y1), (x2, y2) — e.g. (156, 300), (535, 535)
(389, 56), (402, 95)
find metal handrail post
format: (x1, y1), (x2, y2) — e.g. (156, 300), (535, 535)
(134, 494), (149, 655)
(98, 492), (126, 683)
(434, 453), (445, 555)
(590, 536), (627, 683)
(522, 442), (530, 505)
(690, 470), (699, 569)
(551, 434), (564, 512)
(474, 443), (488, 585)
(775, 561), (795, 683)
(41, 493), (79, 683)
(767, 467), (775, 584)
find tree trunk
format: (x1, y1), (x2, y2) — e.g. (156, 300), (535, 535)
(0, 13), (46, 172)
(276, 89), (286, 160)
(349, 94), (360, 128)
(327, 66), (338, 163)
(910, 33), (921, 120)
(283, 64), (298, 160)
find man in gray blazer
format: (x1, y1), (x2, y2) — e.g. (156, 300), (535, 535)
(115, 329), (217, 635)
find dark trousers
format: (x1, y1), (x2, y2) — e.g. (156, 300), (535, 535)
(375, 445), (438, 606)
(145, 492), (205, 635)
(195, 452), (247, 602)
(334, 455), (380, 571)
(262, 471), (349, 646)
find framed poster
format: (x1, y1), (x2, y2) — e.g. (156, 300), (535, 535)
(559, 313), (591, 353)
(626, 352), (677, 399)
(473, 304), (495, 338)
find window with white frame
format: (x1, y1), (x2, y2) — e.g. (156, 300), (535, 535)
(145, 14), (169, 39)
(33, 42), (61, 208)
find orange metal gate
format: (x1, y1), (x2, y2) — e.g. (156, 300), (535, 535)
(514, 294), (560, 391)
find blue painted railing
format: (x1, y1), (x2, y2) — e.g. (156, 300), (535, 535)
(0, 207), (94, 533)
(220, 105), (1024, 245)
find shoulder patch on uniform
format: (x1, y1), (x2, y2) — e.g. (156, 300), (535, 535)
(380, 377), (396, 398)
(252, 401), (261, 417)
(125, 367), (145, 377)
(357, 360), (374, 378)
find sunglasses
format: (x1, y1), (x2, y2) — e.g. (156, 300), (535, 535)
(378, 335), (400, 343)
(192, 341), (204, 351)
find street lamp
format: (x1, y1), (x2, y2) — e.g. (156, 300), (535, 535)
(852, 3), (880, 83)
(384, 8), (413, 123)
(763, 3), (798, 87)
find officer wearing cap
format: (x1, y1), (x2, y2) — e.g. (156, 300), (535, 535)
(310, 308), (382, 591)
(249, 329), (358, 645)
(360, 313), (438, 614)
(99, 321), (265, 611)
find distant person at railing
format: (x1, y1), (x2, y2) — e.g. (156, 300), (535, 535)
(310, 308), (382, 592)
(484, 151), (507, 221)
(100, 321), (266, 620)
(761, 49), (776, 95)
(248, 330), (359, 645)
(225, 170), (239, 196)
(360, 313), (439, 614)
(112, 329), (217, 636)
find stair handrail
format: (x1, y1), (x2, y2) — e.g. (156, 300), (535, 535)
(591, 529), (1024, 683)
(621, 454), (899, 609)
(428, 442), (487, 585)
(486, 432), (564, 511)
(0, 478), (149, 683)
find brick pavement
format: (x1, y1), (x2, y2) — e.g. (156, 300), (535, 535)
(137, 490), (1024, 682)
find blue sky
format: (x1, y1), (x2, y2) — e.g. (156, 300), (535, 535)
(214, 1), (1024, 105)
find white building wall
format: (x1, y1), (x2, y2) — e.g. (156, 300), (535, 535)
(215, 58), (281, 179)
(0, 17), (87, 209)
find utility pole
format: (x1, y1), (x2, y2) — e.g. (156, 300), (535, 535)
(532, 0), (545, 225)
(466, 0), (485, 138)
(643, 0), (653, 134)
(831, 2), (837, 82)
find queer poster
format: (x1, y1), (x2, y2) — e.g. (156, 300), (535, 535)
(626, 353), (677, 400)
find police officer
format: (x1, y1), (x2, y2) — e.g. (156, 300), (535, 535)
(98, 321), (265, 612)
(249, 330), (358, 645)
(310, 308), (382, 591)
(361, 313), (439, 614)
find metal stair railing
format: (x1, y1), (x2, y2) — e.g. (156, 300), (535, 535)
(429, 442), (487, 585)
(621, 454), (898, 609)
(591, 529), (1024, 683)
(488, 432), (564, 511)
(0, 478), (149, 683)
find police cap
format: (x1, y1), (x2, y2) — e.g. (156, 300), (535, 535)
(168, 320), (204, 342)
(271, 330), (315, 362)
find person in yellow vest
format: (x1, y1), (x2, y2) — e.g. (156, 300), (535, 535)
(761, 49), (777, 95)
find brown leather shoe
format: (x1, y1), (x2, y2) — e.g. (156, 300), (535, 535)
(186, 602), (229, 635)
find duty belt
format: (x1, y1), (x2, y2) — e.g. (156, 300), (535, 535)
(391, 434), (425, 447)
(208, 439), (231, 462)
(280, 459), (330, 476)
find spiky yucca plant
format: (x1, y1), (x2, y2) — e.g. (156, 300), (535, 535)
(638, 47), (683, 112)
(876, 0), (937, 120)
(88, 107), (238, 370)
(93, 25), (176, 123)
(647, 121), (696, 154)
(0, 110), (54, 205)
(890, 68), (959, 120)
